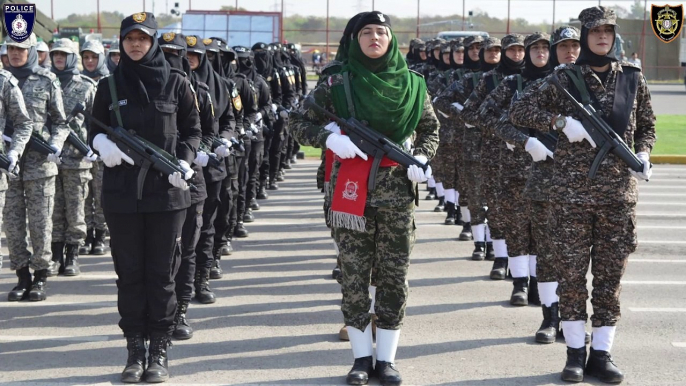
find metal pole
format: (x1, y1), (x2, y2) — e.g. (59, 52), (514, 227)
(143, 0), (145, 12)
(326, 0), (330, 63)
(189, 0), (191, 10)
(281, 0), (284, 43)
(97, 0), (101, 33)
(372, 0), (375, 10)
(506, 0), (510, 34)
(640, 0), (647, 69)
(462, 0), (465, 31)
(552, 0), (555, 31)
(416, 0), (420, 38)
(235, 0), (238, 10)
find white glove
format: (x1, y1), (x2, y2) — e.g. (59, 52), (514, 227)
(525, 137), (554, 162)
(432, 96), (438, 104)
(465, 123), (475, 128)
(168, 171), (189, 190)
(194, 151), (209, 167)
(93, 133), (134, 168)
(630, 151), (652, 180)
(239, 127), (246, 136)
(325, 133), (367, 160)
(279, 110), (289, 119)
(403, 138), (412, 152)
(561, 117), (596, 148)
(84, 151), (98, 163)
(451, 102), (464, 111)
(7, 149), (18, 172)
(178, 160), (194, 180)
(324, 121), (341, 135)
(271, 103), (278, 115)
(47, 145), (61, 165)
(407, 155), (431, 183)
(506, 143), (515, 151)
(214, 138), (232, 158)
(255, 112), (263, 124)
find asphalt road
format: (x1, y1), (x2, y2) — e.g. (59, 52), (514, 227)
(646, 84), (686, 115)
(0, 161), (684, 385)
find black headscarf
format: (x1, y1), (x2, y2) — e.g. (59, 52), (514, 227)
(116, 33), (169, 105)
(522, 44), (551, 81)
(478, 48), (498, 72)
(254, 49), (272, 78)
(575, 26), (617, 67)
(51, 51), (80, 87)
(237, 56), (258, 82)
(272, 46), (285, 69)
(191, 45), (229, 118)
(497, 49), (525, 76)
(164, 51), (191, 76)
(7, 45), (40, 85)
(463, 44), (480, 71)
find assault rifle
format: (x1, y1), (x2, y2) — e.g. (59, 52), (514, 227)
(482, 99), (559, 152)
(548, 74), (648, 180)
(4, 127), (58, 157)
(69, 103), (196, 198)
(0, 153), (18, 176)
(198, 142), (224, 173)
(303, 95), (430, 191)
(66, 121), (97, 158)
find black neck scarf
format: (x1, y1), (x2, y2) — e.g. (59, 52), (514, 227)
(8, 46), (40, 87)
(449, 49), (464, 69)
(51, 52), (81, 87)
(273, 50), (284, 69)
(221, 52), (234, 78)
(238, 57), (258, 82)
(164, 51), (191, 76)
(436, 55), (451, 71)
(116, 36), (170, 105)
(106, 52), (119, 73)
(464, 48), (480, 71)
(81, 51), (110, 79)
(192, 50), (229, 117)
(478, 48), (498, 72)
(575, 26), (617, 67)
(497, 50), (525, 76)
(254, 50), (273, 78)
(522, 45), (551, 81)
(208, 51), (225, 78)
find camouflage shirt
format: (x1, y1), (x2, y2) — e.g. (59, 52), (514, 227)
(290, 72), (440, 208)
(58, 74), (96, 170)
(432, 70), (468, 145)
(509, 62), (656, 205)
(427, 69), (451, 97)
(0, 69), (32, 190)
(16, 68), (70, 181)
(438, 70), (482, 162)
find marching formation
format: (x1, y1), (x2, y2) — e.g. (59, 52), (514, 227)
(0, 5), (656, 386)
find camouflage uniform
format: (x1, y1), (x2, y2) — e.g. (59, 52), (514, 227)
(0, 69), (33, 264)
(6, 68), (70, 271)
(509, 61), (655, 325)
(290, 76), (440, 332)
(52, 74), (96, 245)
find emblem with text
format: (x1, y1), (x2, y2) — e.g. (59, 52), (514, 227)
(651, 4), (683, 43)
(3, 3), (36, 43)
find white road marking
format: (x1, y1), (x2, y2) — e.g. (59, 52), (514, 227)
(622, 281), (686, 285)
(631, 259), (686, 263)
(629, 308), (686, 312)
(672, 342), (686, 348)
(0, 335), (113, 342)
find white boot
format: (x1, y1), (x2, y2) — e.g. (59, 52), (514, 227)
(591, 326), (616, 352)
(347, 324), (373, 358)
(460, 206), (471, 223)
(508, 255), (530, 278)
(376, 328), (401, 362)
(561, 320), (587, 349)
(472, 223), (486, 243)
(538, 281), (559, 307)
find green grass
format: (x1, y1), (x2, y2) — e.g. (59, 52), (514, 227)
(300, 145), (323, 158)
(653, 115), (686, 155)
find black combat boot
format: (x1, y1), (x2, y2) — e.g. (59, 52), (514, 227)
(234, 222), (249, 238)
(244, 208), (255, 223)
(444, 202), (456, 225)
(63, 244), (81, 276)
(121, 333), (147, 383)
(249, 198), (260, 211)
(283, 159), (292, 169)
(536, 302), (561, 344)
(172, 300), (193, 340)
(585, 348), (624, 384)
(276, 170), (285, 181)
(471, 242), (486, 261)
(257, 182), (269, 199)
(210, 248), (223, 280)
(346, 356), (374, 385)
(267, 177), (279, 190)
(194, 268), (216, 304)
(510, 277), (529, 306)
(80, 228), (94, 254)
(485, 242), (495, 261)
(376, 360), (402, 386)
(561, 346), (587, 382)
(528, 277), (541, 305)
(489, 258), (508, 280)
(331, 265), (342, 280)
(8, 267), (32, 301)
(91, 228), (106, 255)
(455, 207), (463, 225)
(433, 196), (444, 212)
(425, 187), (436, 200)
(459, 222), (473, 241)
(29, 269), (48, 301)
(47, 242), (65, 277)
(219, 241), (233, 256)
(144, 333), (170, 383)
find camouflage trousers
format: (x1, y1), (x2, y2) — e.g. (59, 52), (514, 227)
(496, 177), (535, 257)
(481, 163), (505, 240)
(432, 145), (459, 190)
(531, 200), (556, 282)
(548, 202), (637, 327)
(463, 161), (487, 225)
(0, 189), (5, 269)
(335, 205), (415, 331)
(316, 151), (326, 191)
(6, 176), (56, 271)
(53, 169), (92, 244)
(85, 160), (107, 231)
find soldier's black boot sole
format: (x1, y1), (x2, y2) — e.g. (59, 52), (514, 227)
(562, 347), (587, 383)
(489, 258), (508, 280)
(346, 356), (374, 385)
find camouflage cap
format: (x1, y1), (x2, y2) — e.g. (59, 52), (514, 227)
(50, 38), (75, 54)
(551, 26), (580, 45)
(5, 32), (37, 49)
(432, 38), (446, 49)
(440, 41), (451, 53)
(464, 35), (485, 48)
(483, 37), (502, 50)
(578, 6), (617, 29)
(524, 32), (551, 48)
(108, 40), (120, 53)
(81, 39), (105, 54)
(36, 41), (49, 52)
(450, 38), (465, 51)
(415, 41), (427, 51)
(501, 33), (525, 49)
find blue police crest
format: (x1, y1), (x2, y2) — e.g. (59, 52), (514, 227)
(3, 3), (36, 42)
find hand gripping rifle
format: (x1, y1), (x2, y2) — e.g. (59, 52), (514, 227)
(303, 95), (430, 191)
(197, 142), (225, 173)
(0, 153), (17, 176)
(69, 103), (196, 198)
(4, 127), (58, 157)
(548, 74), (648, 180)
(482, 98), (559, 152)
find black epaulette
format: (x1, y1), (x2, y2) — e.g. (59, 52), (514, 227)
(409, 69), (424, 78)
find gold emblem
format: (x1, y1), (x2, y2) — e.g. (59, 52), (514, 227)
(232, 95), (243, 111)
(203, 38), (213, 45)
(651, 5), (683, 43)
(162, 32), (175, 42)
(186, 36), (197, 46)
(132, 12), (147, 23)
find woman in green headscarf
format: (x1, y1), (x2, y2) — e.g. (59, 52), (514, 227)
(291, 11), (439, 386)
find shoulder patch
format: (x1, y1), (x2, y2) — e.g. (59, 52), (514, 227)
(327, 73), (344, 87)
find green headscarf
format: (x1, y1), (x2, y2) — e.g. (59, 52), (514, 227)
(331, 30), (426, 145)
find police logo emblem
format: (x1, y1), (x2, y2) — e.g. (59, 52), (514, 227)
(561, 28), (577, 39)
(3, 3), (36, 43)
(378, 13), (386, 23)
(132, 12), (147, 23)
(162, 32), (175, 42)
(651, 4), (683, 43)
(342, 180), (359, 201)
(203, 38), (213, 45)
(186, 36), (197, 46)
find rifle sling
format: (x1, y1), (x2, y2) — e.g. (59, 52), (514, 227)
(342, 72), (356, 119)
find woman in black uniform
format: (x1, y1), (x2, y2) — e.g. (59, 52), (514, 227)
(89, 13), (201, 383)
